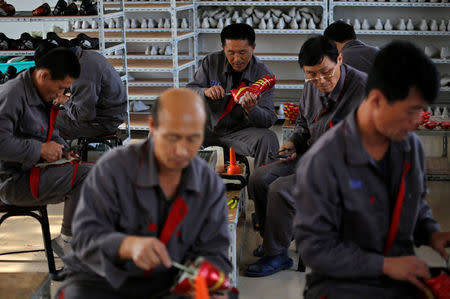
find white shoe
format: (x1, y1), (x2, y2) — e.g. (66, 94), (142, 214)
(51, 234), (72, 259)
(441, 47), (450, 60)
(374, 18), (383, 30)
(397, 18), (406, 31)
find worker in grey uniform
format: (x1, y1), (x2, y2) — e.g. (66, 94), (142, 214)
(0, 48), (92, 258)
(57, 89), (234, 299)
(186, 23), (279, 168)
(245, 35), (367, 277)
(295, 41), (450, 299)
(324, 20), (379, 74)
(42, 42), (127, 138)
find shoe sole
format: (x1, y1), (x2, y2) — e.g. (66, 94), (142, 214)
(244, 258), (294, 277)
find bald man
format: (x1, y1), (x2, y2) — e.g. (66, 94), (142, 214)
(57, 89), (233, 299)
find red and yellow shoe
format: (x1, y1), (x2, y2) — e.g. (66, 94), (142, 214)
(0, 1), (15, 16)
(32, 3), (51, 16)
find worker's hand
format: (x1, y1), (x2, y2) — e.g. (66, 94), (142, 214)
(279, 141), (296, 161)
(382, 256), (431, 292)
(205, 85), (225, 100)
(53, 94), (70, 106)
(40, 141), (64, 162)
(429, 231), (450, 261)
(64, 151), (78, 160)
(118, 236), (172, 271)
(240, 92), (258, 113)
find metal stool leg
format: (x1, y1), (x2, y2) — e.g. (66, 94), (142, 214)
(38, 207), (56, 274)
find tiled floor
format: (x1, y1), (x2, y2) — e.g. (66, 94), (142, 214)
(1, 181), (448, 298)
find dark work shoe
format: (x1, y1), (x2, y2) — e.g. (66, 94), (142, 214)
(0, 33), (10, 50)
(46, 32), (70, 48)
(75, 33), (99, 49)
(4, 65), (17, 82)
(79, 0), (97, 15)
(253, 244), (265, 257)
(32, 2), (51, 16)
(0, 71), (4, 84)
(62, 2), (78, 16)
(18, 32), (41, 50)
(52, 0), (67, 16)
(244, 253), (293, 277)
(0, 1), (15, 16)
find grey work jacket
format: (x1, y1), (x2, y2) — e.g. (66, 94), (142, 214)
(0, 68), (66, 183)
(341, 40), (379, 74)
(63, 47), (126, 125)
(186, 51), (277, 136)
(63, 139), (232, 292)
(289, 64), (367, 155)
(294, 110), (440, 295)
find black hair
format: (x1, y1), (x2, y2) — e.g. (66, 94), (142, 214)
(220, 23), (255, 47)
(298, 35), (339, 68)
(34, 41), (80, 80)
(366, 40), (439, 104)
(324, 21), (356, 43)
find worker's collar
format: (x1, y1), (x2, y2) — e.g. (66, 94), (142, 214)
(343, 109), (411, 166)
(318, 64), (346, 103)
(23, 68), (47, 107)
(135, 138), (201, 193)
(341, 39), (364, 51)
(222, 51), (254, 80)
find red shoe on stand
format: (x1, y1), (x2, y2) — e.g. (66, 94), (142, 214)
(32, 3), (51, 16)
(0, 0), (15, 16)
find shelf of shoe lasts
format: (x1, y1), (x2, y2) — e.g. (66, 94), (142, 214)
(108, 58), (196, 72)
(107, 51), (191, 60)
(103, 2), (194, 11)
(197, 1), (326, 6)
(59, 31), (196, 42)
(352, 30), (450, 36)
(197, 28), (324, 34)
(0, 43), (127, 57)
(330, 1), (450, 7)
(73, 28), (192, 32)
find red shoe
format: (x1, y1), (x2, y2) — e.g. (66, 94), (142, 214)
(32, 3), (51, 16)
(0, 1), (15, 16)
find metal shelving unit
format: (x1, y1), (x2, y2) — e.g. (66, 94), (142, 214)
(0, 0), (131, 142)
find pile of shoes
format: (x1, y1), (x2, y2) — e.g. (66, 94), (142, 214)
(343, 18), (450, 31)
(32, 0), (97, 17)
(0, 65), (18, 84)
(198, 7), (323, 30)
(0, 0), (15, 16)
(144, 44), (173, 55)
(0, 31), (99, 50)
(0, 32), (42, 50)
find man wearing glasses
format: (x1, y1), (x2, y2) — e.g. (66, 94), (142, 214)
(245, 35), (367, 277)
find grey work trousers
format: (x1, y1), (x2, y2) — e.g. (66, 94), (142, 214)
(56, 111), (119, 138)
(248, 159), (297, 256)
(0, 163), (92, 236)
(204, 127), (279, 168)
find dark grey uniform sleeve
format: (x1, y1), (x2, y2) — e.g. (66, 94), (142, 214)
(186, 56), (209, 98)
(295, 154), (384, 279)
(288, 93), (310, 153)
(63, 77), (99, 122)
(70, 153), (130, 287)
(0, 95), (41, 166)
(413, 140), (440, 246)
(188, 172), (232, 274)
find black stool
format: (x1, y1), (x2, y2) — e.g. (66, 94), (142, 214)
(0, 203), (56, 275)
(77, 132), (122, 162)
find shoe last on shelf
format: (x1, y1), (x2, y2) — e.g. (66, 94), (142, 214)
(300, 18), (307, 29)
(266, 18), (274, 30)
(91, 20), (98, 29)
(181, 18), (188, 29)
(201, 18), (210, 28)
(374, 18), (383, 30)
(150, 45), (158, 55)
(145, 46), (151, 55)
(258, 18), (267, 30)
(308, 18), (316, 30)
(424, 45), (439, 58)
(276, 18), (285, 29)
(165, 45), (172, 56)
(397, 18), (406, 31)
(439, 20), (446, 31)
(82, 20), (90, 29)
(148, 18), (155, 28)
(217, 18), (224, 29)
(108, 18), (115, 29)
(131, 18), (138, 29)
(419, 18), (428, 31)
(441, 47), (450, 60)
(384, 19), (392, 31)
(224, 17), (232, 27)
(163, 18), (171, 28)
(430, 19), (438, 31)
(74, 20), (82, 29)
(406, 18), (415, 31)
(354, 18), (361, 30)
(289, 18), (299, 29)
(246, 17), (253, 27)
(157, 18), (164, 28)
(141, 18), (147, 29)
(362, 19), (370, 30)
(209, 17), (218, 28)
